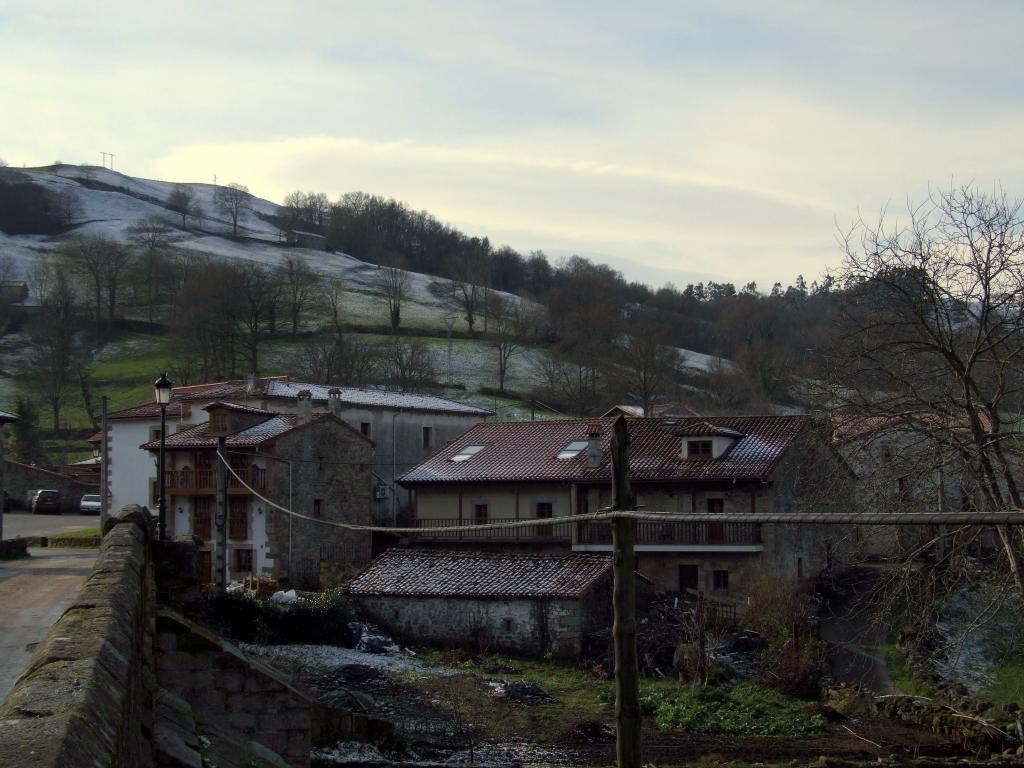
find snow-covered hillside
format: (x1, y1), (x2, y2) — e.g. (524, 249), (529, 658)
(3, 165), (493, 331)
(0, 165), (740, 419)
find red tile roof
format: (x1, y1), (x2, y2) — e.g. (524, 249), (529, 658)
(400, 415), (809, 486)
(346, 549), (612, 599)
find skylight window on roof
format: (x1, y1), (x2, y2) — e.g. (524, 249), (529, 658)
(556, 440), (589, 460)
(451, 444), (486, 463)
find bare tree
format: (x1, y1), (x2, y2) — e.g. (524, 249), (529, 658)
(828, 184), (1024, 596)
(612, 314), (683, 415)
(57, 235), (131, 340)
(215, 182), (253, 237)
(277, 255), (320, 335)
(24, 268), (79, 428)
(55, 188), (81, 227)
(375, 257), (411, 331)
(488, 296), (530, 393)
(383, 339), (436, 391)
(294, 334), (379, 387)
(166, 185), (201, 228)
(447, 237), (490, 335)
(320, 277), (347, 334)
(235, 264), (276, 374)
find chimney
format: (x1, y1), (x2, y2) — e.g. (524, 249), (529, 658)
(297, 389), (313, 425)
(327, 387), (342, 418)
(586, 423), (602, 469)
(246, 371), (260, 395)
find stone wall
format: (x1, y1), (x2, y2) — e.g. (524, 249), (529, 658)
(4, 458), (98, 513)
(0, 537), (27, 559)
(0, 506), (155, 768)
(156, 609), (389, 768)
(355, 593), (600, 659)
(267, 417), (373, 589)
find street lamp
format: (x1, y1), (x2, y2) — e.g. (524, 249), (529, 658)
(154, 372), (173, 540)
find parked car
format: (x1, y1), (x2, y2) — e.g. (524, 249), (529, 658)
(79, 494), (102, 515)
(31, 490), (62, 515)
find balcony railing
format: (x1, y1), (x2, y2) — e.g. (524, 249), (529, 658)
(413, 517), (573, 541)
(163, 466), (267, 494)
(576, 520), (762, 547)
(410, 517), (761, 548)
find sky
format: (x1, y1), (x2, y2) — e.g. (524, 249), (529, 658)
(2, 1), (1023, 289)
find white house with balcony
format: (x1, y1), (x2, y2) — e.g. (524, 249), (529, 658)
(399, 416), (854, 597)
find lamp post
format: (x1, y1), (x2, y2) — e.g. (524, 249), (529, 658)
(154, 372), (173, 540)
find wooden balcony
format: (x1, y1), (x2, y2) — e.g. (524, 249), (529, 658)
(410, 517), (762, 551)
(162, 467), (267, 495)
(575, 520), (762, 549)
(412, 517), (573, 542)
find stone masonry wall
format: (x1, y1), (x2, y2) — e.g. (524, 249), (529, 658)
(355, 594), (592, 659)
(156, 609), (314, 767)
(4, 458), (97, 513)
(0, 506), (155, 768)
(267, 417), (373, 589)
(155, 609), (390, 767)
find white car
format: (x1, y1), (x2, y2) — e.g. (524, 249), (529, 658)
(79, 494), (102, 515)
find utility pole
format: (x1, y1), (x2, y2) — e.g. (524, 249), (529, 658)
(610, 414), (641, 768)
(100, 396), (109, 526)
(215, 436), (228, 593)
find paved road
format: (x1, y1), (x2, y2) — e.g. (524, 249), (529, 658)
(1, 511), (100, 539)
(0, 548), (97, 700)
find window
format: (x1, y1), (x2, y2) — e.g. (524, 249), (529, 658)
(313, 498), (324, 519)
(360, 422), (371, 437)
(556, 440), (589, 460)
(193, 497), (212, 540)
(229, 498), (248, 540)
(450, 444), (485, 462)
(706, 498), (724, 514)
(148, 427), (163, 442)
(797, 557), (804, 578)
(233, 548), (254, 573)
(687, 440), (713, 458)
(712, 569), (729, 590)
(536, 502), (553, 519)
(502, 618), (513, 633)
(474, 503), (488, 524)
(422, 426), (433, 450)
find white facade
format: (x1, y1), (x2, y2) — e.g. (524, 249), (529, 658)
(107, 410), (203, 514)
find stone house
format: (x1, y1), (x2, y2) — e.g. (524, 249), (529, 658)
(141, 397), (373, 587)
(347, 549), (614, 658)
(399, 416), (853, 598)
(105, 375), (490, 526)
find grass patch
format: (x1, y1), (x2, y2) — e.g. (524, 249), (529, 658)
(417, 651), (828, 743)
(986, 664), (1024, 708)
(882, 644), (934, 698)
(56, 527), (101, 539)
(638, 681), (828, 737)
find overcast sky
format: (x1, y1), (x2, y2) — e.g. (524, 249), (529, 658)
(2, 1), (1022, 289)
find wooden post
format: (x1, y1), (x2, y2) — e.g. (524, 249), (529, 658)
(215, 436), (228, 594)
(610, 415), (641, 768)
(100, 396), (109, 526)
(695, 590), (707, 687)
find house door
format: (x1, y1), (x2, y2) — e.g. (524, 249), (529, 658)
(199, 550), (212, 584)
(679, 564), (699, 597)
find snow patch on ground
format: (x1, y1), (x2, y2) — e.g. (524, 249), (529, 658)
(933, 585), (1024, 695)
(239, 642), (457, 678)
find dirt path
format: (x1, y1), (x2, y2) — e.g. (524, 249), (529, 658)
(0, 548), (96, 700)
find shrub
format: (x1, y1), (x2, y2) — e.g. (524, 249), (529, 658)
(203, 590), (356, 646)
